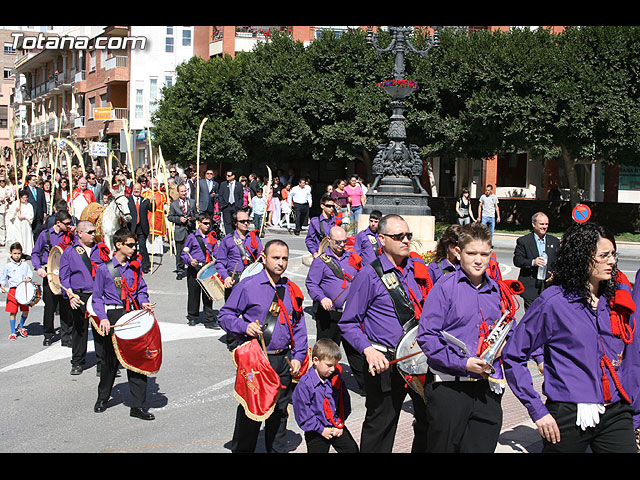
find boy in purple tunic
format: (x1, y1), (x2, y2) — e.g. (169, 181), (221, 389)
(352, 209), (382, 266)
(292, 338), (359, 453)
(417, 222), (506, 453)
(305, 194), (339, 257)
(503, 222), (640, 453)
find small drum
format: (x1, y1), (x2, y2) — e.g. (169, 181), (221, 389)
(395, 321), (429, 399)
(47, 245), (64, 295)
(113, 309), (162, 375)
(239, 261), (264, 282)
(14, 281), (42, 307)
(196, 261), (225, 301)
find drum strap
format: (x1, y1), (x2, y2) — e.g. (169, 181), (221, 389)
(106, 262), (140, 312)
(262, 286), (285, 347)
(234, 235), (256, 266)
(320, 253), (344, 280)
(368, 234), (382, 256)
(75, 246), (94, 277)
(370, 258), (415, 330)
(195, 234), (211, 263)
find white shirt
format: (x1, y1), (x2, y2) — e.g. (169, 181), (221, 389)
(290, 185), (312, 206)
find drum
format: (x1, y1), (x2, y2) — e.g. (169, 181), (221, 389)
(196, 261), (225, 301)
(302, 237), (330, 266)
(112, 309), (162, 375)
(86, 294), (100, 330)
(394, 321), (429, 399)
(239, 261), (264, 282)
(14, 281), (42, 307)
(46, 245), (64, 295)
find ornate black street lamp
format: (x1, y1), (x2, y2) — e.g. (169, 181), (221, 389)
(363, 26), (440, 217)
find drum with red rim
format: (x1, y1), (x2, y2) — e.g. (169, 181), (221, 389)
(112, 309), (162, 375)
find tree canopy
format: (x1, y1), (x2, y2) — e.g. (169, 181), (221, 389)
(152, 26), (640, 203)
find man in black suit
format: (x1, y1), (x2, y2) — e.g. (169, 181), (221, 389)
(25, 174), (47, 241)
(127, 182), (152, 273)
(168, 183), (197, 279)
(197, 169), (218, 215)
(217, 170), (243, 235)
(512, 211), (560, 310)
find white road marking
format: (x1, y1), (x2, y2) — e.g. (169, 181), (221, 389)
(0, 321), (224, 373)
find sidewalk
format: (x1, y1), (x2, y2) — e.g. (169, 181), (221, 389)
(290, 364), (544, 453)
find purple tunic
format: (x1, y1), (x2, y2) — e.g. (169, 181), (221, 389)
(427, 259), (458, 285)
(214, 231), (263, 280)
(181, 230), (216, 266)
(31, 226), (72, 270)
(91, 257), (150, 321)
(417, 268), (504, 379)
(305, 214), (338, 254)
(59, 240), (109, 294)
(353, 227), (382, 266)
(305, 249), (360, 310)
(292, 367), (352, 434)
(502, 283), (640, 426)
(338, 253), (427, 354)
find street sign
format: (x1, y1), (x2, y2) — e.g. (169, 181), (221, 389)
(90, 141), (108, 157)
(572, 204), (591, 223)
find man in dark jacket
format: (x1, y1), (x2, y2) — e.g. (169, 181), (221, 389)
(127, 183), (152, 273)
(512, 212), (560, 310)
(217, 170), (243, 235)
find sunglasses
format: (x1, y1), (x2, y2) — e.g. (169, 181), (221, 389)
(123, 242), (137, 248)
(82, 230), (97, 235)
(201, 221), (211, 225)
(236, 219), (250, 224)
(381, 232), (413, 242)
(61, 221), (72, 226)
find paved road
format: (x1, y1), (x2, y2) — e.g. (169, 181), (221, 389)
(0, 228), (637, 453)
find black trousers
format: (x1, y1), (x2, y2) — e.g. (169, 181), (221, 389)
(231, 352), (293, 453)
(134, 229), (150, 271)
(42, 278), (72, 341)
(175, 239), (186, 274)
(360, 360), (428, 453)
(293, 202), (309, 233)
(186, 266), (215, 324)
(542, 400), (636, 453)
(315, 306), (366, 395)
(96, 308), (148, 409)
(423, 377), (502, 453)
(70, 292), (91, 368)
(221, 206), (237, 236)
(304, 427), (359, 453)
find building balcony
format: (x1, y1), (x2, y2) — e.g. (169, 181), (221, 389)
(104, 56), (129, 84)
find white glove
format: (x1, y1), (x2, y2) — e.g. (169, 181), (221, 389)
(489, 380), (505, 395)
(576, 403), (605, 431)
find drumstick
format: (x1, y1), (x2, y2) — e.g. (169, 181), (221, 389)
(370, 350), (424, 374)
(183, 247), (196, 264)
(64, 287), (84, 305)
(255, 320), (268, 356)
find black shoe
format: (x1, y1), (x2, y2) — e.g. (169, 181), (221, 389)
(70, 365), (83, 375)
(130, 407), (155, 421)
(204, 322), (221, 330)
(43, 337), (52, 346)
(188, 318), (197, 326)
(94, 400), (108, 413)
(61, 340), (72, 348)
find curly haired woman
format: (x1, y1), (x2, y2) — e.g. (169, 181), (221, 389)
(503, 222), (640, 453)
